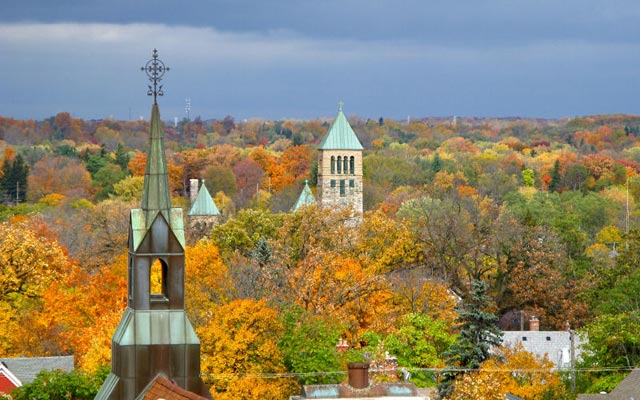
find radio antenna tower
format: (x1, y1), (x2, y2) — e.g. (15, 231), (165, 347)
(185, 97), (191, 121)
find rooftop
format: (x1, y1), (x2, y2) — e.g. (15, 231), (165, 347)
(318, 103), (364, 151)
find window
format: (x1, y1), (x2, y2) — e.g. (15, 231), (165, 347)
(349, 179), (355, 188)
(343, 157), (348, 174)
(522, 336), (527, 341)
(340, 180), (346, 196)
(546, 336), (551, 341)
(337, 156), (342, 174)
(331, 179), (336, 187)
(350, 156), (355, 174)
(331, 156), (335, 174)
(150, 259), (167, 301)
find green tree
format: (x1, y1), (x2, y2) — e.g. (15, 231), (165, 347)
(522, 168), (535, 187)
(279, 307), (344, 385)
(548, 159), (562, 192)
(384, 313), (455, 387)
(438, 280), (503, 399)
(114, 142), (130, 172)
(11, 367), (108, 400)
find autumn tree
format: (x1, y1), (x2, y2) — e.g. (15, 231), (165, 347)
(27, 156), (92, 201)
(198, 299), (296, 399)
(448, 344), (568, 400)
(0, 217), (71, 357)
(185, 240), (234, 326)
(39, 254), (127, 370)
(397, 194), (502, 298)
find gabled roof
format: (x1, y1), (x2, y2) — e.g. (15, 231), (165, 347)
(0, 356), (74, 385)
(576, 369), (640, 400)
(130, 207), (186, 251)
(0, 363), (22, 393)
(188, 181), (220, 216)
(292, 180), (316, 211)
(136, 373), (208, 400)
(318, 103), (364, 150)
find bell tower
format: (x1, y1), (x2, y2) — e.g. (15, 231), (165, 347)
(96, 49), (209, 399)
(317, 102), (364, 216)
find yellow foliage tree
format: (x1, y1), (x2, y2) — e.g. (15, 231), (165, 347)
(448, 343), (566, 400)
(185, 240), (233, 326)
(198, 299), (296, 400)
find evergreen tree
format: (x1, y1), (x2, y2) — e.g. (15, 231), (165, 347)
(0, 154), (29, 204)
(437, 280), (503, 399)
(114, 142), (130, 172)
(432, 152), (442, 173)
(548, 159), (562, 192)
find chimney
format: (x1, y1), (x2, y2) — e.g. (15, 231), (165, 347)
(189, 179), (199, 204)
(529, 316), (539, 331)
(347, 362), (369, 389)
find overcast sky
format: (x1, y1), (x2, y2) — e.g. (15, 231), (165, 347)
(1, 1), (640, 121)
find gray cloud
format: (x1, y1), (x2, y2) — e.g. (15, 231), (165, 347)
(0, 17), (639, 120)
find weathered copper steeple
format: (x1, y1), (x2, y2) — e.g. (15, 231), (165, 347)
(96, 50), (210, 400)
(141, 103), (172, 228)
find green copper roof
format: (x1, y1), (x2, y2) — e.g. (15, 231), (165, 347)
(141, 103), (172, 227)
(188, 181), (220, 216)
(292, 180), (316, 211)
(318, 103), (364, 150)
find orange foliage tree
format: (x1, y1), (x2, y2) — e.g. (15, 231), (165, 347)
(39, 253), (127, 370)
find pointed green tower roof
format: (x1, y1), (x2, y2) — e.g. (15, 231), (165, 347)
(318, 102), (364, 150)
(141, 103), (172, 227)
(292, 179), (316, 211)
(188, 180), (220, 216)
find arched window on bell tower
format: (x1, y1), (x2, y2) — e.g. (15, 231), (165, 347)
(150, 258), (168, 302)
(350, 156), (355, 175)
(337, 156), (342, 174)
(343, 156), (348, 174)
(331, 156), (335, 174)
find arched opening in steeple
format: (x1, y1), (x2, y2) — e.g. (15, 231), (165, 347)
(150, 258), (168, 300)
(343, 156), (348, 174)
(337, 156), (342, 174)
(331, 156), (336, 174)
(350, 156), (355, 175)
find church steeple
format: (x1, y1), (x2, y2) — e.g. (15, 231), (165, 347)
(96, 49), (209, 400)
(141, 103), (172, 227)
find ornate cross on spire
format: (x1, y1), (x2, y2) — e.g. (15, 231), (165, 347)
(338, 100), (344, 111)
(141, 49), (170, 104)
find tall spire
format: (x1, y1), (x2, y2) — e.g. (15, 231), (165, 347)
(141, 103), (172, 226)
(140, 50), (172, 227)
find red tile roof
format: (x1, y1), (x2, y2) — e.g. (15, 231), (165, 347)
(139, 375), (208, 400)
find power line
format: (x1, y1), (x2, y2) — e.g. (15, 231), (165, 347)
(200, 366), (637, 380)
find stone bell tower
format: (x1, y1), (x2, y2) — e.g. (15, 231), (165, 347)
(96, 49), (209, 399)
(317, 102), (364, 216)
